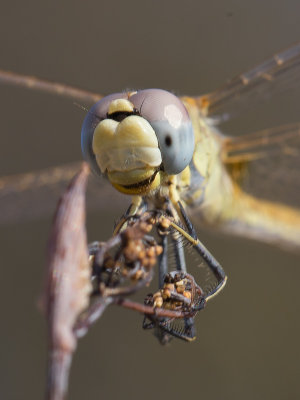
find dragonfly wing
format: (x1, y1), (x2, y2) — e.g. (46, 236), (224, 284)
(194, 42), (300, 122)
(215, 123), (300, 250)
(0, 69), (103, 105)
(0, 162), (126, 225)
(223, 123), (300, 209)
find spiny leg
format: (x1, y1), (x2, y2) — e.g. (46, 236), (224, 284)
(159, 203), (193, 341)
(158, 316), (196, 342)
(176, 201), (227, 300)
(158, 234), (168, 289)
(171, 231), (187, 273)
(152, 200), (196, 342)
(162, 198), (187, 274)
(183, 317), (196, 341)
(143, 231), (168, 340)
(113, 196), (145, 235)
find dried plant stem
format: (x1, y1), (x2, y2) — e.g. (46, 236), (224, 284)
(115, 298), (195, 318)
(43, 163), (91, 400)
(46, 349), (72, 400)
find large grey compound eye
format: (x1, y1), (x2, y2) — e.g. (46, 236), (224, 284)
(81, 92), (128, 176)
(129, 89), (195, 175)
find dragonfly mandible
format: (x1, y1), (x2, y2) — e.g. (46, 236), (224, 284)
(0, 41), (300, 252)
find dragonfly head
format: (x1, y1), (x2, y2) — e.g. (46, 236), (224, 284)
(81, 89), (194, 195)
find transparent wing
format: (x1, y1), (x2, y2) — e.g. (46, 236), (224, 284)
(0, 69), (103, 105)
(195, 42), (300, 121)
(222, 123), (300, 209)
(0, 162), (126, 225)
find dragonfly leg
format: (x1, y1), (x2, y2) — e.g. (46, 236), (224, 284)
(174, 201), (227, 301)
(158, 235), (168, 289)
(171, 233), (187, 273)
(113, 196), (145, 235)
(142, 318), (155, 330)
(158, 316), (196, 342)
(143, 313), (195, 344)
(194, 240), (227, 300)
(183, 317), (196, 341)
(157, 200), (187, 291)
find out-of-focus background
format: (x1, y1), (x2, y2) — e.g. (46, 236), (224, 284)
(0, 1), (300, 399)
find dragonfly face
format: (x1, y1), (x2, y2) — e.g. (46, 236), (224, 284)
(81, 89), (194, 196)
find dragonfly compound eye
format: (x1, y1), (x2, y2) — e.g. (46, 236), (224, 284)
(129, 89), (195, 175)
(81, 89), (195, 195)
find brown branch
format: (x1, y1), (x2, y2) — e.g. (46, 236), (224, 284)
(42, 163), (91, 400)
(114, 298), (196, 319)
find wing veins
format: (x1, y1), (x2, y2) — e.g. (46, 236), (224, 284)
(0, 69), (103, 105)
(223, 123), (300, 159)
(196, 42), (300, 119)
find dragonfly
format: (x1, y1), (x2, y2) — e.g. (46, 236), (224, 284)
(0, 41), (300, 252)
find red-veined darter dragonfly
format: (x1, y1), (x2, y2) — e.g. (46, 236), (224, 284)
(0, 41), (300, 252)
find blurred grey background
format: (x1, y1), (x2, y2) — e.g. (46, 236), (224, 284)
(0, 1), (300, 399)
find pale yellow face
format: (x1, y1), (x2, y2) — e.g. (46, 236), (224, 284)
(92, 99), (163, 195)
(81, 89), (195, 195)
